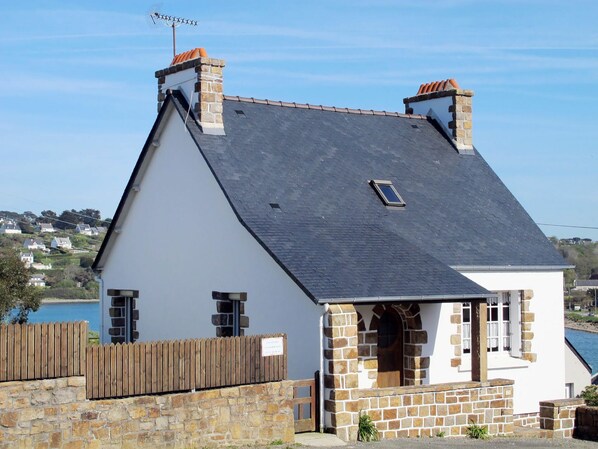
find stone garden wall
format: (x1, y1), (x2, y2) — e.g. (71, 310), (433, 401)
(357, 379), (514, 439)
(0, 376), (294, 449)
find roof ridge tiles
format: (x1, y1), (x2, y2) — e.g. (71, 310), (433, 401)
(222, 95), (426, 119)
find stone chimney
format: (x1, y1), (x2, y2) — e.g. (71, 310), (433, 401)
(155, 48), (226, 135)
(403, 79), (474, 153)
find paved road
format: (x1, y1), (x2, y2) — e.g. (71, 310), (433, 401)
(335, 438), (598, 449)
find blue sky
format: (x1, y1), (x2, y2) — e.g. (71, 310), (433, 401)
(1, 0), (597, 240)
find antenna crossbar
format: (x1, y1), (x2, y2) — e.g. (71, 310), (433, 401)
(150, 11), (198, 58)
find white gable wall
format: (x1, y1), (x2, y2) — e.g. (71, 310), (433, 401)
(421, 270), (565, 415)
(565, 342), (592, 397)
(99, 109), (323, 380)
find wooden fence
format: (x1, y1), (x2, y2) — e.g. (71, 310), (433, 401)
(0, 322), (87, 382)
(0, 321), (287, 400)
(86, 333), (287, 399)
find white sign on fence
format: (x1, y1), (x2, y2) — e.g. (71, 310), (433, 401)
(261, 337), (284, 357)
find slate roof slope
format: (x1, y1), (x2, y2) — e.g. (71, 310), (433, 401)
(180, 94), (565, 266)
(164, 92), (564, 301)
(95, 90), (567, 304)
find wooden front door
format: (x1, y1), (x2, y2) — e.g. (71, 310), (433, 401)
(377, 309), (404, 388)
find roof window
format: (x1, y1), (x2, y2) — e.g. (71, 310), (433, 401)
(370, 180), (405, 207)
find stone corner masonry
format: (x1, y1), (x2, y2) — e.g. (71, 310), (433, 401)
(155, 55), (226, 135)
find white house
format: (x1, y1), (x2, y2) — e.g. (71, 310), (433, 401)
(51, 237), (72, 250)
(0, 222), (21, 234)
(573, 280), (598, 292)
(20, 252), (34, 268)
(75, 223), (93, 235)
(23, 238), (46, 251)
(94, 48), (569, 439)
(38, 223), (55, 233)
(28, 274), (46, 287)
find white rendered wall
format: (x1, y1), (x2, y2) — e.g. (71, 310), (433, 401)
(408, 96), (453, 130)
(423, 271), (565, 415)
(162, 68), (196, 103)
(99, 109), (323, 380)
(565, 343), (592, 397)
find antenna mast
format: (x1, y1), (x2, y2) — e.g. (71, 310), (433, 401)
(150, 12), (198, 58)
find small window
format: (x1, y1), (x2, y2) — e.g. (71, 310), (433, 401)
(370, 180), (405, 207)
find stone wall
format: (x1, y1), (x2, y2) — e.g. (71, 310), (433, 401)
(0, 377), (294, 449)
(357, 379), (514, 439)
(323, 304), (359, 441)
(574, 405), (598, 441)
(513, 412), (540, 428)
(539, 398), (583, 438)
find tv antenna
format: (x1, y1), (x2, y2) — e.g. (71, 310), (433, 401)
(150, 11), (198, 58)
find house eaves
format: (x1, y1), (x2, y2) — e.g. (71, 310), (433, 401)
(93, 96), (176, 272)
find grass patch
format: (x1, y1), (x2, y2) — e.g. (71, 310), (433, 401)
(466, 422), (489, 440)
(358, 412), (379, 442)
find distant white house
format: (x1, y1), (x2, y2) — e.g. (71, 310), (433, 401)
(20, 252), (34, 268)
(0, 222), (21, 234)
(38, 223), (55, 233)
(76, 223), (93, 236)
(565, 338), (592, 398)
(28, 274), (46, 287)
(574, 280), (598, 292)
(51, 237), (72, 250)
(23, 238), (46, 251)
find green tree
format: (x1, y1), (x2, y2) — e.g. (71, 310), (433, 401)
(0, 249), (42, 323)
(78, 209), (101, 226)
(55, 210), (79, 230)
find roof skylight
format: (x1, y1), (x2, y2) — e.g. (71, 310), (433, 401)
(370, 180), (406, 207)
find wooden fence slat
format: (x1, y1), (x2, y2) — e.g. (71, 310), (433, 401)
(212, 338), (218, 388)
(0, 326), (7, 382)
(59, 323), (67, 377)
(98, 341), (105, 399)
(142, 343), (149, 395)
(17, 324), (25, 380)
(41, 324), (48, 379)
(199, 338), (206, 390)
(66, 322), (73, 377)
(122, 344), (129, 397)
(116, 344), (123, 398)
(128, 343), (134, 395)
(83, 322), (88, 375)
(71, 322), (78, 378)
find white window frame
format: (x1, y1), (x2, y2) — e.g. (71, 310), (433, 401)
(462, 291), (522, 357)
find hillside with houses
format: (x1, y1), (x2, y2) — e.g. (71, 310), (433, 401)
(0, 209), (110, 300)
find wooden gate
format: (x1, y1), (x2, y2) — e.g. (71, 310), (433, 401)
(292, 371), (319, 433)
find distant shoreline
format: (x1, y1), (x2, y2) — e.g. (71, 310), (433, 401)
(565, 317), (598, 334)
(41, 298), (99, 304)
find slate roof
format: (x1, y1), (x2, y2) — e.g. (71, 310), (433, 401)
(95, 90), (567, 304)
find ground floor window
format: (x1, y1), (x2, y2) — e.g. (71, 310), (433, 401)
(463, 291), (520, 355)
(107, 289), (139, 344)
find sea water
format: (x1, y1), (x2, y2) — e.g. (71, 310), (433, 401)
(26, 301), (100, 332)
(566, 328), (598, 375)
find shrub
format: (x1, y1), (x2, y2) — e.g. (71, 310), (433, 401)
(580, 385), (598, 406)
(358, 412), (379, 442)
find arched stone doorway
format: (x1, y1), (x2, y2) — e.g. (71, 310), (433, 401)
(368, 303), (429, 386)
(376, 309), (404, 387)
